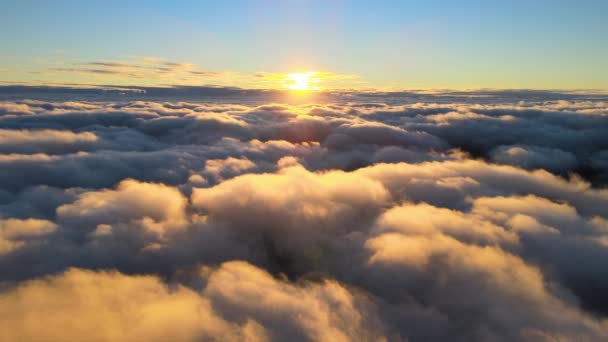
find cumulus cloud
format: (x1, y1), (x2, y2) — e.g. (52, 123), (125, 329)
(490, 145), (579, 174)
(0, 89), (607, 341)
(0, 129), (98, 154)
(57, 179), (188, 237)
(0, 218), (56, 254)
(0, 261), (387, 342)
(0, 265), (268, 342)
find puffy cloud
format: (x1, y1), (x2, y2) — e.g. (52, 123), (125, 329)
(490, 145), (579, 174)
(0, 102), (32, 115)
(0, 266), (267, 342)
(364, 233), (606, 340)
(359, 159), (608, 217)
(203, 157), (256, 180)
(0, 261), (385, 342)
(372, 203), (519, 246)
(191, 163), (390, 276)
(0, 129), (98, 154)
(57, 179), (188, 237)
(0, 218), (56, 254)
(0, 91), (607, 340)
(202, 261), (386, 342)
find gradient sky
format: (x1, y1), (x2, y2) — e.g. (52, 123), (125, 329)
(1, 0), (607, 89)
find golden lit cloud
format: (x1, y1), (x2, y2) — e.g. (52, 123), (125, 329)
(1, 98), (608, 340)
(0, 218), (57, 255)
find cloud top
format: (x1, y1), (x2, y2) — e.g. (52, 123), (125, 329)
(0, 92), (607, 340)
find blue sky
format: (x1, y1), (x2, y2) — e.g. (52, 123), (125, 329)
(1, 0), (607, 89)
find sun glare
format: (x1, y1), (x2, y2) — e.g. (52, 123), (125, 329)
(286, 72), (317, 91)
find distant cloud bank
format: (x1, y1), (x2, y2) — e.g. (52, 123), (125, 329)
(0, 89), (607, 341)
(6, 55), (362, 90)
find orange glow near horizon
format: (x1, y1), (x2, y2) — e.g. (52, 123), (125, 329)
(285, 72), (318, 91)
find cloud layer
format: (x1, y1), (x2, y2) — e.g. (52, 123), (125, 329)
(0, 91), (607, 341)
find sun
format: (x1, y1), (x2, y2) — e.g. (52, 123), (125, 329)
(286, 72), (316, 91)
